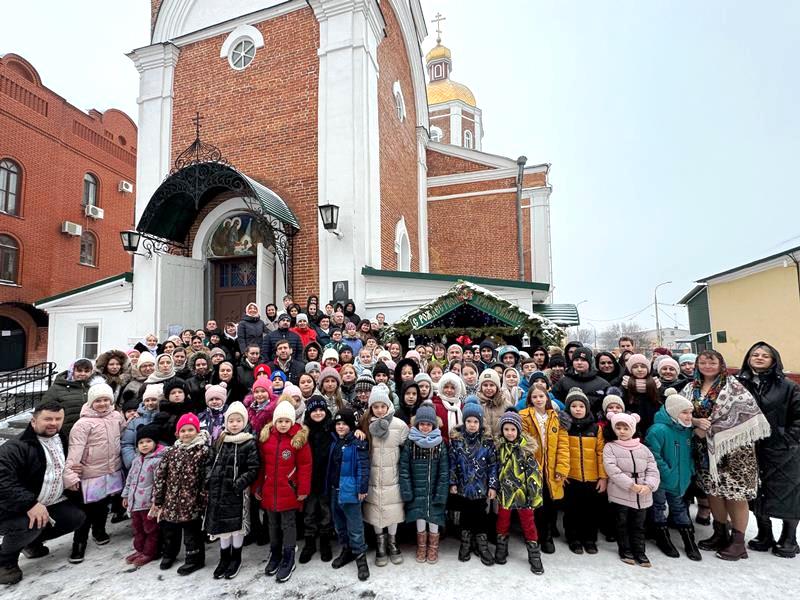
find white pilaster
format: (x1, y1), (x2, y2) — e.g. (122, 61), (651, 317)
(529, 187), (553, 298)
(449, 104), (463, 146)
(474, 107), (483, 151)
(126, 42), (180, 339)
(310, 0), (384, 307)
(416, 127), (429, 272)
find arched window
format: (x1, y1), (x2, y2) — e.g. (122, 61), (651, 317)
(0, 159), (20, 216)
(82, 173), (98, 206)
(394, 217), (412, 271)
(79, 231), (97, 266)
(430, 126), (443, 143)
(463, 130), (474, 149)
(392, 81), (406, 122)
(0, 234), (19, 283)
(229, 38), (256, 70)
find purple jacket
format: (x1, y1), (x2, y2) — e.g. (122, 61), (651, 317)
(602, 441), (660, 509)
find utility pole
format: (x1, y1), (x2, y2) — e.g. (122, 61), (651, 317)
(654, 281), (672, 347)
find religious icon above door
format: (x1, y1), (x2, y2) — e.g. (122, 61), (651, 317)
(208, 213), (270, 257)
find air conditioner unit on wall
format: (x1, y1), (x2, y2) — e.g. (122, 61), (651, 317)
(85, 204), (104, 219)
(61, 221), (82, 236)
(119, 180), (134, 193)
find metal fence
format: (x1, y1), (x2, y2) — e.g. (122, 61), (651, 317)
(0, 362), (57, 421)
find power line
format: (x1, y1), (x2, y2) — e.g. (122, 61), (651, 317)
(583, 302), (654, 323)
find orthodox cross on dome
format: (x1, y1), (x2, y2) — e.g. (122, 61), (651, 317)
(191, 111), (203, 139)
(172, 112), (227, 174)
(431, 12), (446, 44)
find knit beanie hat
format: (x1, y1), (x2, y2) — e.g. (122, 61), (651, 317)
(319, 366), (342, 385)
(137, 351), (156, 367)
(176, 412), (200, 434)
(254, 363), (272, 379)
(296, 313), (308, 323)
(87, 383), (114, 406)
(322, 348), (340, 364)
(209, 347), (227, 358)
(530, 370), (550, 385)
(252, 375), (272, 393)
(368, 383), (392, 408)
(678, 353), (697, 365)
(305, 361), (321, 374)
(626, 353), (650, 372)
(306, 394), (328, 414)
(272, 400), (296, 425)
(609, 411), (640, 432)
(376, 350), (392, 363)
(164, 378), (189, 398)
(477, 368), (501, 389)
(549, 354), (566, 368)
(270, 370), (287, 383)
(414, 400), (437, 427)
(355, 371), (376, 393)
(479, 339), (496, 352)
(566, 387), (590, 411)
(372, 361), (391, 378)
(143, 383), (164, 401)
(136, 422), (161, 445)
(462, 395), (484, 425)
(405, 350), (421, 362)
(657, 357), (680, 375)
(205, 381), (228, 403)
(333, 407), (356, 431)
(224, 401), (249, 426)
(602, 392), (625, 413)
(277, 313), (291, 324)
(283, 383), (301, 399)
(122, 397), (141, 413)
(499, 410), (522, 434)
(665, 388), (694, 422)
(414, 372), (433, 388)
(572, 346), (593, 364)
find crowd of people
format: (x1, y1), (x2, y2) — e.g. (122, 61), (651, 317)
(0, 294), (798, 588)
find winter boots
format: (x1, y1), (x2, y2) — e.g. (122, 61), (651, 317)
(387, 534), (403, 564)
(748, 515), (775, 552)
(415, 531), (427, 563)
(426, 533), (440, 564)
(494, 535), (509, 565)
(68, 542), (86, 564)
(773, 520), (799, 558)
(473, 533), (495, 566)
(299, 536), (316, 564)
(176, 527), (205, 575)
(355, 552), (370, 581)
(224, 547), (242, 579)
(265, 545), (282, 575)
(0, 563), (23, 586)
(716, 529), (748, 561)
(458, 530), (472, 562)
(21, 542), (49, 559)
(331, 546), (355, 569)
(375, 533), (389, 567)
(213, 547), (231, 579)
(698, 520), (730, 551)
(653, 526), (680, 558)
(276, 546), (296, 583)
(319, 533), (333, 562)
(679, 526), (702, 561)
(526, 541), (544, 575)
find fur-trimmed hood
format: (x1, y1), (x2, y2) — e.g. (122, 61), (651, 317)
(449, 424), (494, 443)
(95, 349), (129, 373)
(494, 431), (539, 457)
(259, 422), (309, 449)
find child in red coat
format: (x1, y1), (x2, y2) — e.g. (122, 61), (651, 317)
(256, 400), (312, 583)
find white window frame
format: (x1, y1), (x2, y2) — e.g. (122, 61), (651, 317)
(78, 323), (100, 360)
(433, 63), (444, 79)
(392, 81), (406, 123)
(394, 217), (412, 271)
(220, 24), (265, 71)
(430, 126), (443, 143)
(463, 129), (474, 149)
(79, 231), (97, 267)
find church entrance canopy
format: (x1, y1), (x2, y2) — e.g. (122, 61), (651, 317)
(384, 281), (564, 348)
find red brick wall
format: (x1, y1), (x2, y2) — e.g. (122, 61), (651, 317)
(377, 2), (419, 271)
(151, 0), (162, 32)
(170, 9), (320, 300)
(426, 148), (494, 176)
(0, 54), (137, 306)
(430, 109), (450, 143)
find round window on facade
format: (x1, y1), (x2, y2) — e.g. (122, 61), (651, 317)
(229, 38), (256, 70)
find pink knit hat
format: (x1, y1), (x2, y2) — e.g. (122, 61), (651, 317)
(608, 411), (640, 432)
(657, 357), (680, 375)
(205, 381), (228, 403)
(626, 353), (650, 372)
(252, 375), (272, 393)
(176, 412), (200, 434)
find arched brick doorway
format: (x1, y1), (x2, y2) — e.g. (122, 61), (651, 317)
(0, 303), (48, 369)
(0, 316), (25, 371)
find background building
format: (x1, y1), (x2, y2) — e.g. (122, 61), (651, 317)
(0, 54), (137, 369)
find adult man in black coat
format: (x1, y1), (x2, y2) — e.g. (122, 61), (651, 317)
(551, 346), (609, 415)
(237, 344), (261, 391)
(267, 339), (306, 385)
(0, 402), (85, 585)
(261, 313), (303, 362)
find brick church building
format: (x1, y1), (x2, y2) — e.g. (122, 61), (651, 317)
(0, 54), (137, 369)
(38, 1), (559, 370)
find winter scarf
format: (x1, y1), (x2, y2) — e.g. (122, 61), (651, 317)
(439, 394), (463, 433)
(409, 426), (443, 449)
(683, 359), (771, 482)
(613, 437), (641, 450)
(369, 413), (393, 439)
(145, 355), (176, 383)
(174, 429), (210, 450)
(465, 382), (479, 397)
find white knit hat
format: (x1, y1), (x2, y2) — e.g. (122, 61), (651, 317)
(87, 383), (114, 406)
(272, 400), (296, 425)
(477, 368), (501, 389)
(368, 383), (392, 408)
(224, 401), (249, 426)
(322, 347), (339, 363)
(664, 388), (693, 422)
(137, 351), (155, 367)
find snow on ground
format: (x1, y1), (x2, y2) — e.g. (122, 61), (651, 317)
(5, 513), (800, 600)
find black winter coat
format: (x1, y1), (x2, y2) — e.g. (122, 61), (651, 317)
(267, 359), (306, 386)
(237, 316), (266, 355)
(739, 342), (800, 519)
(551, 368), (609, 414)
(305, 409), (334, 496)
(261, 329), (304, 362)
(0, 425), (74, 521)
(204, 435), (260, 535)
(41, 372), (91, 437)
(185, 373), (212, 413)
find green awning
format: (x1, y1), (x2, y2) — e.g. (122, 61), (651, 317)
(531, 303), (580, 326)
(241, 173), (300, 230)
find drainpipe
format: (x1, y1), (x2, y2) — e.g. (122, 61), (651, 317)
(516, 156), (527, 281)
(788, 253), (800, 302)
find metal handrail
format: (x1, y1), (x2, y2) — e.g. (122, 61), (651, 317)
(0, 362), (57, 421)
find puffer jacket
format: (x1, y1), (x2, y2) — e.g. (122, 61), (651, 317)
(567, 423), (607, 482)
(399, 436), (450, 526)
(551, 368), (609, 414)
(448, 426), (498, 499)
(122, 444), (167, 512)
(477, 389), (514, 438)
(198, 406), (226, 445)
(519, 407), (570, 499)
(121, 403), (159, 470)
(237, 314), (266, 355)
(496, 435), (543, 510)
(41, 372), (91, 437)
(64, 404), (126, 487)
(244, 393), (277, 439)
(326, 432), (370, 504)
(205, 434), (260, 535)
(603, 440), (660, 509)
(305, 408), (334, 497)
(363, 409), (409, 528)
(257, 423), (312, 512)
(644, 406), (694, 496)
(152, 432), (210, 522)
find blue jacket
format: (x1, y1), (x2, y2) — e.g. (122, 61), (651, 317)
(399, 436), (450, 526)
(121, 403), (159, 470)
(326, 433), (370, 504)
(448, 426), (498, 500)
(514, 389), (564, 412)
(644, 406), (694, 496)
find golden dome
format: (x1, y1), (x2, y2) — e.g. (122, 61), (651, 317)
(425, 43), (452, 63)
(427, 79), (476, 107)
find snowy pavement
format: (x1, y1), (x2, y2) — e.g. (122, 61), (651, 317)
(5, 515), (800, 600)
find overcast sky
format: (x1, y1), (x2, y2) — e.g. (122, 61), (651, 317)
(3, 1), (798, 331)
